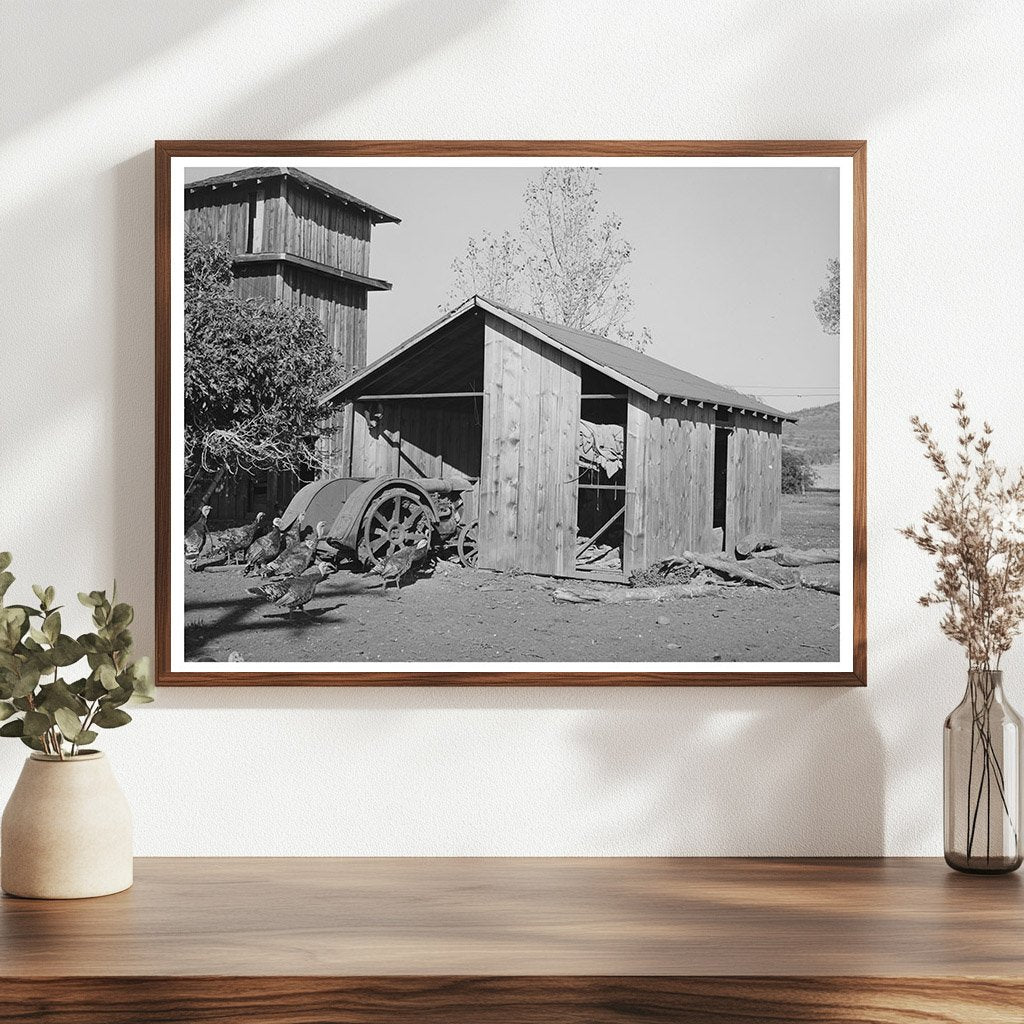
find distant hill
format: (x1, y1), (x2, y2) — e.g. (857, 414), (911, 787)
(782, 402), (839, 465)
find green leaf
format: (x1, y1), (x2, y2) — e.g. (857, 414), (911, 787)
(110, 603), (133, 630)
(98, 663), (118, 690)
(28, 626), (49, 646)
(32, 584), (48, 608)
(36, 678), (88, 716)
(50, 635), (85, 667)
(54, 707), (85, 741)
(11, 666), (41, 699)
(78, 592), (100, 608)
(0, 700), (15, 721)
(19, 734), (45, 752)
(0, 606), (27, 652)
(127, 657), (154, 699)
(42, 611), (60, 644)
(0, 718), (24, 737)
(44, 586), (55, 609)
(0, 572), (14, 603)
(104, 684), (132, 708)
(0, 553), (11, 573)
(22, 710), (50, 738)
(74, 730), (98, 747)
(7, 604), (42, 619)
(93, 705), (131, 729)
(83, 674), (108, 701)
(79, 634), (112, 655)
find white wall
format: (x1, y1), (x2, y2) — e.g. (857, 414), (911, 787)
(1, 0), (1022, 856)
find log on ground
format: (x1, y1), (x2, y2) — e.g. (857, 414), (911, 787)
(680, 552), (798, 590)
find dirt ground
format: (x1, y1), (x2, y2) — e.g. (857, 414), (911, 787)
(184, 491), (841, 664)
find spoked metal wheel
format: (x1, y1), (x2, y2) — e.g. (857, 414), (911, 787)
(361, 489), (432, 568)
(457, 521), (479, 568)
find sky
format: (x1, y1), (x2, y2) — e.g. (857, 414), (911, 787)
(184, 165), (839, 413)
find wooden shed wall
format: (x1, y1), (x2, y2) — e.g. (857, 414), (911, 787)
(624, 396), (716, 571)
(726, 411), (783, 553)
(329, 401), (482, 523)
(478, 314), (580, 576)
(284, 180), (371, 275)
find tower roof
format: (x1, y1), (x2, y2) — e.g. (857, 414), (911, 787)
(186, 167), (401, 224)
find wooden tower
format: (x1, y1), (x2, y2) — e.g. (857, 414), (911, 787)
(184, 167), (399, 519)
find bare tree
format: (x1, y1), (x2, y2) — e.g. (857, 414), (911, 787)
(446, 230), (523, 308)
(814, 257), (840, 336)
(445, 168), (651, 352)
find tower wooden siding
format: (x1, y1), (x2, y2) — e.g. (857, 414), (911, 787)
(477, 313), (581, 576)
(184, 169), (395, 523)
(183, 176), (378, 374)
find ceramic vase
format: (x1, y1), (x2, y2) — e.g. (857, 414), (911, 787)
(1, 751), (133, 898)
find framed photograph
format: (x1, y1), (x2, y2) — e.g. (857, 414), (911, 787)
(155, 141), (865, 686)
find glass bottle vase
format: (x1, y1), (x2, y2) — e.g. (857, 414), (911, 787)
(944, 669), (1023, 873)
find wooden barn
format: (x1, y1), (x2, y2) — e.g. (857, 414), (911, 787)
(184, 167), (399, 519)
(320, 296), (796, 582)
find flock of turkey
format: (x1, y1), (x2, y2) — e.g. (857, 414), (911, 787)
(184, 506), (430, 617)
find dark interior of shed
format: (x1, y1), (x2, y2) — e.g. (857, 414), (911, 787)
(576, 366), (627, 577)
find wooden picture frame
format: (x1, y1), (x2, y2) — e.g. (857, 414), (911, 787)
(156, 140), (866, 686)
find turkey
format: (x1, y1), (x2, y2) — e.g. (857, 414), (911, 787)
(184, 505), (213, 570)
(370, 537), (430, 597)
(259, 521), (326, 578)
(218, 511), (266, 563)
(243, 517), (284, 575)
(284, 510), (306, 543)
(247, 562), (333, 616)
(193, 511), (265, 572)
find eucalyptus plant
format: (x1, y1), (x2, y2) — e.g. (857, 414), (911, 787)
(0, 552), (153, 759)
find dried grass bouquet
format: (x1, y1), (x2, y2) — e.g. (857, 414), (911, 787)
(902, 391), (1024, 670)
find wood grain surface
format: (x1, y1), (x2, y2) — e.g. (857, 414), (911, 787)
(155, 139), (867, 687)
(2, 857), (1020, 1022)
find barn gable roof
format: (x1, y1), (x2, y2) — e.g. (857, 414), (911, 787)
(186, 167), (401, 225)
(321, 296), (795, 422)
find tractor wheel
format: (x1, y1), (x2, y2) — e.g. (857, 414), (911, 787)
(457, 521), (479, 568)
(361, 489), (432, 568)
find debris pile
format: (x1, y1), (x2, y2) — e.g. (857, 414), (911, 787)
(577, 543), (622, 572)
(628, 559), (704, 589)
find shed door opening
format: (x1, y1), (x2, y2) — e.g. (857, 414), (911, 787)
(576, 374), (627, 579)
(713, 422), (731, 549)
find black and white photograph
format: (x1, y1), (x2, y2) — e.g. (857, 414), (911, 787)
(164, 150), (859, 680)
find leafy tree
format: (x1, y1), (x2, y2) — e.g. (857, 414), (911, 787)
(813, 257), (840, 336)
(184, 233), (343, 501)
(781, 447), (817, 494)
(445, 168), (651, 352)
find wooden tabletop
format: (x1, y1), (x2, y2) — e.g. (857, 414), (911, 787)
(2, 856), (1022, 978)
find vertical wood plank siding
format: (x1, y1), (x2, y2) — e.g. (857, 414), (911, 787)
(478, 314), (580, 575)
(624, 396), (716, 572)
(725, 412), (782, 553)
(283, 180), (371, 275)
(340, 401), (483, 524)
